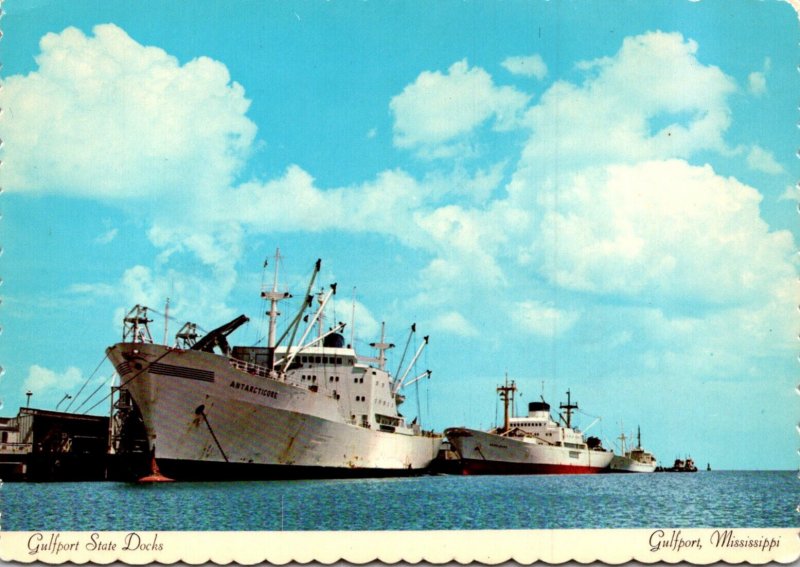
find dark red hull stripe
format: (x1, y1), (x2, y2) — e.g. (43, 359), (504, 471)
(457, 458), (607, 475)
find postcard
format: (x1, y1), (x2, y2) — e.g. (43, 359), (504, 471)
(0, 0), (797, 564)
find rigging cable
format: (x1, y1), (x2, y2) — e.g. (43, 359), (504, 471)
(576, 408), (602, 419)
(147, 306), (209, 336)
(394, 324), (415, 379)
(73, 371), (116, 413)
(64, 353), (109, 413)
(80, 348), (175, 415)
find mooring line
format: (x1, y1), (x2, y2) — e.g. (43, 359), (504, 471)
(195, 405), (229, 463)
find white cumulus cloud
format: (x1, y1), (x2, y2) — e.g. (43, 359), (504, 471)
(746, 145), (784, 175)
(1, 24), (256, 201)
(748, 57), (770, 96)
(501, 54), (548, 79)
(521, 31), (736, 175)
(529, 160), (795, 305)
(511, 301), (580, 337)
(429, 311), (479, 337)
(23, 365), (85, 397)
(94, 228), (118, 245)
(390, 59), (530, 158)
(117, 262), (238, 331)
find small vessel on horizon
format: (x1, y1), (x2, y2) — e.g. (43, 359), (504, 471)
(608, 426), (657, 473)
(107, 250), (442, 481)
(656, 457), (699, 473)
(444, 380), (613, 475)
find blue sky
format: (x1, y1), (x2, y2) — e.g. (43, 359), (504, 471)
(1, 0), (797, 469)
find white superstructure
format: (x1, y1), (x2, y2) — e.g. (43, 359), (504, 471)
(106, 252), (441, 480)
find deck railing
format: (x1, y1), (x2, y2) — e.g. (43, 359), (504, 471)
(227, 358), (279, 381)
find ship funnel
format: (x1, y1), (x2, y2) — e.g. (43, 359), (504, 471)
(528, 401), (550, 414)
(323, 332), (346, 348)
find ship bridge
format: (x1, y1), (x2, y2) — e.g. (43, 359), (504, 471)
(509, 401), (586, 448)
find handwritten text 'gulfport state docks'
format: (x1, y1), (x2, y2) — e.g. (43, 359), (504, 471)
(27, 532), (162, 556)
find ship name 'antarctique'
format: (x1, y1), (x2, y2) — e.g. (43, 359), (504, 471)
(229, 380), (278, 399)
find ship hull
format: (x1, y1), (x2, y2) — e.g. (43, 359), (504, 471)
(445, 427), (613, 475)
(107, 343), (441, 480)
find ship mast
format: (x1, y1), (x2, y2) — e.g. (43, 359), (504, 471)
(370, 322), (393, 371)
(261, 248), (292, 348)
(560, 389), (578, 429)
(497, 377), (517, 434)
(316, 288), (326, 339)
(163, 297), (170, 346)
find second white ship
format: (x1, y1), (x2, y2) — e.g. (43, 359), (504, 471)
(445, 381), (613, 475)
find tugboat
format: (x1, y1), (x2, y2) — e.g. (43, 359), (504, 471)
(444, 380), (613, 475)
(608, 426), (657, 473)
(656, 457), (699, 473)
(106, 250), (442, 481)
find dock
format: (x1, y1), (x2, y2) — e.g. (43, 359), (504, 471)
(0, 408), (111, 481)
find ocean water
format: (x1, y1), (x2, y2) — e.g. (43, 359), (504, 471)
(2, 471), (797, 531)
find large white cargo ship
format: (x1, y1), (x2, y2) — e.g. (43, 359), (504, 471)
(107, 252), (441, 480)
(445, 381), (613, 475)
